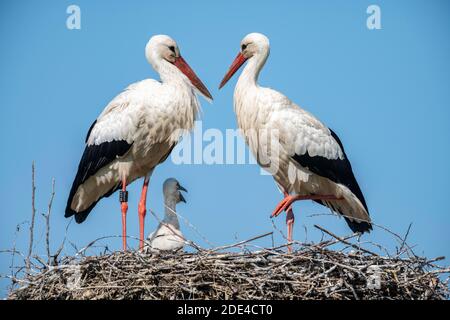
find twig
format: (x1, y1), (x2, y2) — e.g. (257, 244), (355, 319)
(10, 221), (27, 291)
(26, 161), (37, 276)
(162, 204), (215, 248)
(398, 222), (412, 256)
(210, 232), (273, 252)
(42, 178), (55, 265)
(52, 218), (73, 265)
(314, 224), (378, 256)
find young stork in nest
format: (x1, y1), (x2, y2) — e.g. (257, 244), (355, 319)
(146, 178), (187, 252)
(219, 33), (371, 250)
(65, 35), (212, 251)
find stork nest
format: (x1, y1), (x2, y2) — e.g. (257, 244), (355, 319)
(8, 242), (449, 300)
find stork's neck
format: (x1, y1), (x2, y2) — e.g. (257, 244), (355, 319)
(163, 199), (180, 230)
(156, 60), (190, 86)
(153, 58), (200, 126)
(237, 50), (269, 89)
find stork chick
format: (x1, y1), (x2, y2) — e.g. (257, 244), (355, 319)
(146, 178), (187, 252)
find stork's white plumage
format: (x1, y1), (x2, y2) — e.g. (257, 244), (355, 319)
(65, 35), (212, 251)
(219, 33), (371, 247)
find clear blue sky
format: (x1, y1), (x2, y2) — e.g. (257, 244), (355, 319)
(1, 0), (449, 297)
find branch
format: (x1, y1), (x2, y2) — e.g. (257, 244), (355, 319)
(210, 231), (274, 252)
(26, 161), (37, 276)
(314, 224), (378, 256)
(42, 178), (55, 265)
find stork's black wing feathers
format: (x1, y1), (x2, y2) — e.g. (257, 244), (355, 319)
(85, 120), (97, 143)
(292, 129), (371, 232)
(65, 138), (132, 223)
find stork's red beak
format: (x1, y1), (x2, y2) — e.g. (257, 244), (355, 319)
(219, 52), (247, 89)
(173, 56), (213, 100)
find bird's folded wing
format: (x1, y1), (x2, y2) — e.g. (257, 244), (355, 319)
(278, 107), (369, 213)
(65, 98), (137, 219)
(273, 106), (344, 160)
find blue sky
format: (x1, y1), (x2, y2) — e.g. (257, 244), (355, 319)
(1, 0), (449, 297)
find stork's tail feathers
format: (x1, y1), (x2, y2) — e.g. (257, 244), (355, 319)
(316, 185), (372, 233)
(344, 216), (372, 233)
(65, 139), (133, 223)
(65, 175), (121, 224)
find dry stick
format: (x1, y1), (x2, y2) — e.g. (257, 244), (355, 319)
(398, 222), (412, 256)
(309, 212), (418, 258)
(162, 204), (216, 248)
(26, 162), (37, 276)
(76, 235), (133, 257)
(53, 218), (73, 265)
(314, 224), (379, 256)
(42, 178), (55, 265)
(295, 233), (360, 255)
(10, 221), (27, 289)
(148, 208), (203, 252)
(373, 222), (418, 259)
(10, 225), (20, 283)
(75, 234), (164, 257)
(210, 232), (274, 252)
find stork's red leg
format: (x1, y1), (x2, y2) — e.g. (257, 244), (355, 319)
(271, 194), (342, 219)
(138, 175), (150, 251)
(286, 205), (295, 253)
(119, 179), (129, 251)
(272, 194), (342, 252)
(280, 191), (295, 253)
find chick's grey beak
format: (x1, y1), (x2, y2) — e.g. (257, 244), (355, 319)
(179, 192), (186, 203)
(178, 184), (187, 193)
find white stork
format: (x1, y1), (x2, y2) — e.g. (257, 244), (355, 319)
(146, 178), (187, 252)
(65, 35), (212, 251)
(219, 33), (371, 248)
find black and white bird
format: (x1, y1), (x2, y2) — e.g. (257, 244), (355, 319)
(65, 35), (212, 251)
(219, 33), (371, 249)
(146, 178), (187, 252)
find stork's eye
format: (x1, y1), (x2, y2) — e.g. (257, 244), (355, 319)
(168, 46), (176, 53)
(241, 44), (247, 51)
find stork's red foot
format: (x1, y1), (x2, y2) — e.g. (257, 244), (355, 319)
(271, 195), (296, 219)
(271, 194), (342, 218)
(271, 194), (343, 253)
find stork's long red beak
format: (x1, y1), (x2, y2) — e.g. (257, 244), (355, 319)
(173, 56), (213, 100)
(219, 52), (247, 89)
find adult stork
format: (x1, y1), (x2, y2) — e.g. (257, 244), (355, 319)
(65, 35), (212, 251)
(219, 33), (371, 248)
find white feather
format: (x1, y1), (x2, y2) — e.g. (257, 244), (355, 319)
(231, 33), (370, 225)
